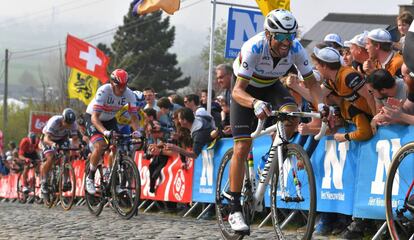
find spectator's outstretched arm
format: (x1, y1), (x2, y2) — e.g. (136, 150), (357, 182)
(334, 113), (373, 142)
(165, 143), (197, 159)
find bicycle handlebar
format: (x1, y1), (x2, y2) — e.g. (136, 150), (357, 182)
(251, 110), (328, 140)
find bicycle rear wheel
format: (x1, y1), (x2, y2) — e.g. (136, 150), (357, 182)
(215, 148), (251, 240)
(16, 173), (27, 204)
(110, 156), (141, 220)
(270, 143), (316, 240)
(84, 162), (105, 216)
(59, 162), (76, 211)
(385, 142), (414, 240)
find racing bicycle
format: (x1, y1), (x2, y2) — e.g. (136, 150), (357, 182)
(385, 141), (414, 239)
(216, 110), (327, 240)
(84, 133), (141, 220)
(43, 142), (78, 211)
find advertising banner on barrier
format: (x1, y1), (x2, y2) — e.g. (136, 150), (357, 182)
(311, 127), (358, 215)
(0, 173), (18, 198)
(192, 136), (272, 204)
(353, 125), (414, 219)
(192, 138), (233, 203)
(73, 160), (86, 197)
(135, 151), (194, 203)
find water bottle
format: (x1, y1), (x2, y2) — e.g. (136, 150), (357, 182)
(256, 152), (269, 179)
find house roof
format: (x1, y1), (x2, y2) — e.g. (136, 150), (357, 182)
(300, 13), (398, 51)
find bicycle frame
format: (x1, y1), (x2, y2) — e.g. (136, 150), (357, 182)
(248, 111), (327, 213)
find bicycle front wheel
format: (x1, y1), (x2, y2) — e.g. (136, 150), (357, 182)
(215, 148), (250, 240)
(44, 167), (59, 208)
(385, 142), (414, 240)
(59, 162), (76, 211)
(270, 143), (316, 240)
(110, 156), (141, 220)
(84, 162), (105, 216)
(16, 172), (27, 204)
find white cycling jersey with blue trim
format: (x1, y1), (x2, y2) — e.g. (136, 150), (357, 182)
(233, 31), (313, 88)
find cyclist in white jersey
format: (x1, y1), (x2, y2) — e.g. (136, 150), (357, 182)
(40, 108), (79, 198)
(84, 69), (141, 194)
(227, 9), (324, 232)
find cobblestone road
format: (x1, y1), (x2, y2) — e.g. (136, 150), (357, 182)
(0, 201), (282, 240)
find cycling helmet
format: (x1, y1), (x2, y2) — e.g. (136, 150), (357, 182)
(28, 132), (36, 143)
(134, 90), (146, 108)
(110, 69), (129, 87)
(62, 108), (76, 124)
(264, 9), (297, 34)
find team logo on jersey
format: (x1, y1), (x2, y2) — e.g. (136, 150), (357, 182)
(242, 62), (249, 70)
(304, 60), (309, 66)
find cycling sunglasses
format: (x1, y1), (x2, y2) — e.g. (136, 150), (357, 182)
(272, 33), (296, 42)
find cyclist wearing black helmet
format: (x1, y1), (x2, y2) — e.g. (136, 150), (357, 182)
(40, 108), (79, 198)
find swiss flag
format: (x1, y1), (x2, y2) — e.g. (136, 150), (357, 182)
(65, 34), (110, 83)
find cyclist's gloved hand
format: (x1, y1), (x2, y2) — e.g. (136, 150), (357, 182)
(317, 103), (330, 118)
(132, 130), (142, 139)
(103, 130), (112, 138)
(253, 99), (272, 118)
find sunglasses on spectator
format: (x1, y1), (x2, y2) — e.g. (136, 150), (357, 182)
(272, 33), (296, 42)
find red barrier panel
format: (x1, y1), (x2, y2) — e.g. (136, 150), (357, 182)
(73, 160), (86, 197)
(0, 173), (18, 198)
(135, 151), (194, 203)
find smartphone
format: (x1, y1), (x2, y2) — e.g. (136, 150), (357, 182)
(386, 97), (400, 107)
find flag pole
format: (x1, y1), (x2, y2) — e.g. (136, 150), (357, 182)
(207, 0), (217, 114)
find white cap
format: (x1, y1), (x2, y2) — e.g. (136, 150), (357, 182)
(324, 33), (343, 47)
(344, 31), (368, 48)
(313, 47), (341, 63)
(367, 28), (392, 43)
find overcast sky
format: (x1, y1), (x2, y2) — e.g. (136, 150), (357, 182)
(0, 0), (409, 49)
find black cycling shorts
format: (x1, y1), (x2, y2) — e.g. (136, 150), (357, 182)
(230, 79), (297, 140)
(23, 152), (40, 163)
(84, 113), (118, 144)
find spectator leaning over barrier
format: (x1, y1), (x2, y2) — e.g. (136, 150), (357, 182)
(311, 47), (375, 142)
(379, 63), (414, 125)
(165, 107), (213, 159)
(144, 87), (160, 112)
(364, 28), (403, 77)
(366, 69), (408, 132)
(395, 11), (413, 53)
(344, 31), (369, 75)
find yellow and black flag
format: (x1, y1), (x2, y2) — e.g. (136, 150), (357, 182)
(255, 0), (290, 16)
(68, 68), (99, 105)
